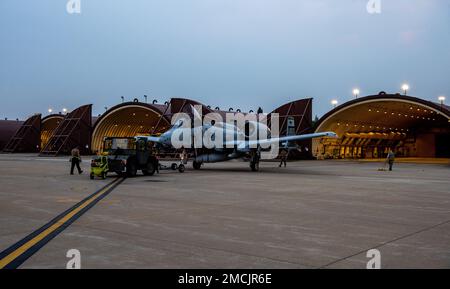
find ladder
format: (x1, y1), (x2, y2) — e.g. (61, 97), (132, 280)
(40, 105), (92, 156)
(2, 114), (41, 153)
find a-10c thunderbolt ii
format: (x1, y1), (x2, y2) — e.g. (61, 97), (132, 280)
(140, 106), (336, 171)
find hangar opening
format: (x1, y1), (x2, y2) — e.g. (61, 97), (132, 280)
(40, 114), (64, 149)
(313, 93), (450, 159)
(91, 102), (171, 153)
(40, 104), (92, 156)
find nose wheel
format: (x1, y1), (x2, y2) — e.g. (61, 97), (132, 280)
(193, 161), (202, 170)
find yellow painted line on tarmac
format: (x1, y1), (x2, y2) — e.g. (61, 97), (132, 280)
(0, 177), (123, 269)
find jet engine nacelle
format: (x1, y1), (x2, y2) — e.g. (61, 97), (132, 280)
(195, 153), (229, 163)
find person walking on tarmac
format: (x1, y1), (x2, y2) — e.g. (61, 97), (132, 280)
(70, 146), (83, 175)
(279, 148), (288, 167)
(386, 149), (396, 171)
(179, 146), (188, 165)
(152, 146), (160, 174)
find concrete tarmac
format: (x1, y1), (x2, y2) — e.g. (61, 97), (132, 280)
(0, 154), (449, 268)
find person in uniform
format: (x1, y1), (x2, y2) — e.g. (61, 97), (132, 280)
(386, 149), (395, 171)
(180, 147), (188, 165)
(279, 149), (288, 167)
(70, 147), (83, 175)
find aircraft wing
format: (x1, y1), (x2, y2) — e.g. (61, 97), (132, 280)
(230, 131), (337, 149)
(136, 136), (161, 143)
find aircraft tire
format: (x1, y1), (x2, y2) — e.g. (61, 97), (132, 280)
(250, 161), (259, 172)
(193, 161), (202, 170)
(126, 162), (137, 177)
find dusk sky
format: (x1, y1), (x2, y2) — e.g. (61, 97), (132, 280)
(1, 0), (449, 119)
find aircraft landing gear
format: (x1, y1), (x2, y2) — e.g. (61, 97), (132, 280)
(250, 161), (259, 172)
(193, 161), (202, 170)
(249, 148), (261, 172)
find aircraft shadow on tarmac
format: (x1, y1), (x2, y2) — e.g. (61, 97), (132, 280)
(173, 165), (338, 176)
(111, 163), (339, 178)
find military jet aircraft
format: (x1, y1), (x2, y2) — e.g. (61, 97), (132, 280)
(140, 106), (336, 171)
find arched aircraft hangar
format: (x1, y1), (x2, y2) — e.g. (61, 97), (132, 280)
(40, 114), (64, 149)
(0, 119), (23, 150)
(313, 93), (450, 159)
(91, 101), (171, 153)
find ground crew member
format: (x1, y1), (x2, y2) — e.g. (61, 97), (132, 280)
(386, 149), (395, 171)
(70, 146), (83, 175)
(152, 146), (160, 174)
(180, 147), (188, 165)
(279, 149), (288, 167)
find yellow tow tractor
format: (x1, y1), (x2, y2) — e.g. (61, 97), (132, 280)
(90, 153), (109, 179)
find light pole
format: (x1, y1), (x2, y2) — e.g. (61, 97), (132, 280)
(352, 88), (360, 98)
(144, 95), (148, 103)
(401, 84), (409, 95)
(438, 96), (446, 110)
(62, 108), (68, 114)
(121, 96), (124, 103)
(48, 108), (53, 114)
(331, 99), (338, 108)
